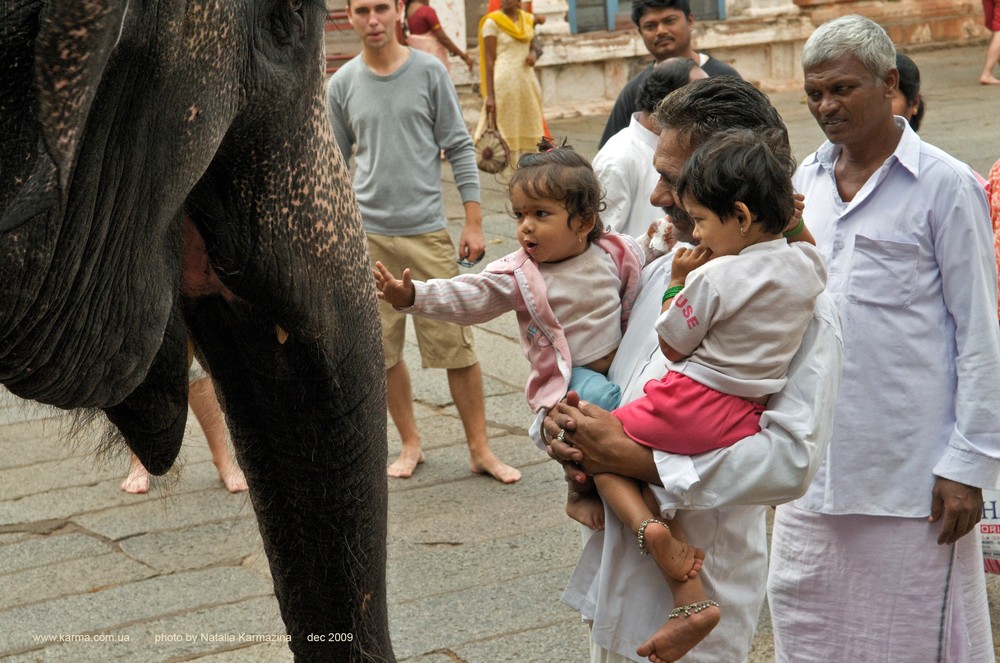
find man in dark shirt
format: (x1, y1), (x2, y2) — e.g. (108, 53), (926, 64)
(598, 0), (741, 148)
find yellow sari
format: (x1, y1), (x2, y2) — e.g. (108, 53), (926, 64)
(474, 9), (545, 157)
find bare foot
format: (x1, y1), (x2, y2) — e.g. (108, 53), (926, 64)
(643, 520), (704, 582)
(470, 448), (521, 484)
(979, 75), (1000, 85)
(216, 462), (249, 493)
(388, 446), (425, 478)
(120, 457), (150, 494)
(636, 602), (720, 663)
(566, 490), (605, 530)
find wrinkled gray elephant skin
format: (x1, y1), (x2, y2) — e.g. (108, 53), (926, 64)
(0, 1), (391, 659)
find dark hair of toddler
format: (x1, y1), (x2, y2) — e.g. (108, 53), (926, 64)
(507, 137), (604, 244)
(676, 128), (796, 236)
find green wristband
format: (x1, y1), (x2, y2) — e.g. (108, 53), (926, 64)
(783, 218), (806, 238)
(662, 285), (684, 304)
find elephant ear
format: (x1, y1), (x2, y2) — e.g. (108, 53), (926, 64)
(34, 0), (127, 194)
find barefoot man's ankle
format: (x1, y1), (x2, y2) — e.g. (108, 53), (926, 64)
(469, 447), (521, 484)
(388, 445), (425, 478)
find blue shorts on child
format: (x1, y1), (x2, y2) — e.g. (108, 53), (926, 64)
(568, 366), (622, 411)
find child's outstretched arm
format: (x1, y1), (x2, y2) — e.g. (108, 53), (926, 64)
(373, 261), (416, 309)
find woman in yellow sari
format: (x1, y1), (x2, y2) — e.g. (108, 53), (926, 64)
(475, 0), (547, 160)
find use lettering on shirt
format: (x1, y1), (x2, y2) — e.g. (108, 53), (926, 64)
(674, 294), (700, 329)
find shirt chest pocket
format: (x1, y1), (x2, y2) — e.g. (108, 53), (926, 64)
(846, 235), (919, 308)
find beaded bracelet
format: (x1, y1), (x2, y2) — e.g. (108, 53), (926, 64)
(661, 285), (684, 304)
(783, 218), (806, 238)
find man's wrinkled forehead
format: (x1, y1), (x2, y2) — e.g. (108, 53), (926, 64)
(654, 128), (693, 178)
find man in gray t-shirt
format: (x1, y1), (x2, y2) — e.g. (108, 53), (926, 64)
(326, 0), (519, 484)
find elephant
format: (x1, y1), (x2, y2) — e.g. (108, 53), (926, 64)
(0, 1), (392, 659)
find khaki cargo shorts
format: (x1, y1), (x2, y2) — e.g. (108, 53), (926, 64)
(367, 228), (477, 370)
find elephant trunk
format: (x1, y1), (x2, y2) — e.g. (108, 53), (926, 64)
(185, 294), (392, 661)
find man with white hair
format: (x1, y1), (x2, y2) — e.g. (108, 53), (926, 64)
(767, 15), (1000, 660)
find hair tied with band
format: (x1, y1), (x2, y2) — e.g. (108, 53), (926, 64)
(537, 136), (569, 153)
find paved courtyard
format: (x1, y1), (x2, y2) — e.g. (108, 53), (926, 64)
(1, 44), (999, 662)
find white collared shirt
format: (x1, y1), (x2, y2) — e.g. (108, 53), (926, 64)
(792, 118), (1000, 517)
(607, 249), (676, 404)
(592, 113), (663, 238)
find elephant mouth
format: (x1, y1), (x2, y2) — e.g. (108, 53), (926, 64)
(181, 217), (237, 302)
(0, 240), (181, 411)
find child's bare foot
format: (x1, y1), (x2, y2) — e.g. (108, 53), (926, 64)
(636, 600), (720, 663)
(388, 446), (425, 478)
(566, 490), (605, 530)
(216, 462), (248, 493)
(120, 457), (150, 494)
(979, 75), (1000, 85)
(640, 519), (704, 581)
(470, 448), (521, 484)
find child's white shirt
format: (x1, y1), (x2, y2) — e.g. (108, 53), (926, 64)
(655, 239), (827, 399)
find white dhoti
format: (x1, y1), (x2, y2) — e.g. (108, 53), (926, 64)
(768, 504), (995, 662)
(564, 504), (769, 662)
(590, 639), (631, 663)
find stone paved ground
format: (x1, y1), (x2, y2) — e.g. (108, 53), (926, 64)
(1, 44), (998, 662)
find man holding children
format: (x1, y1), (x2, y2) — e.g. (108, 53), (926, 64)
(548, 76), (843, 662)
(549, 14), (999, 663)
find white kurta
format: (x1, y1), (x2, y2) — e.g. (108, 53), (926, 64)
(769, 118), (1000, 660)
(592, 114), (664, 238)
(562, 250), (845, 662)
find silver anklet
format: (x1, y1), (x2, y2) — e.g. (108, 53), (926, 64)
(668, 600), (720, 620)
(636, 518), (670, 556)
